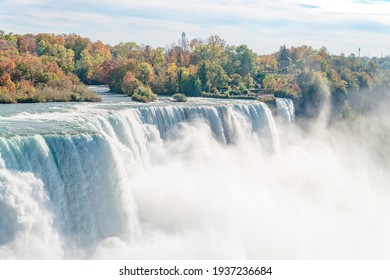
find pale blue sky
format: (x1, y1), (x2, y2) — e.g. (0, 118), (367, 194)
(0, 0), (389, 56)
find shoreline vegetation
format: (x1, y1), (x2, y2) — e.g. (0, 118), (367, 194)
(1, 30), (389, 120)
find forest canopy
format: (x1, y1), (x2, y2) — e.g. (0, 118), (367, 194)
(1, 30), (389, 118)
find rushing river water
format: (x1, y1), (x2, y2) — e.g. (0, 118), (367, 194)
(0, 92), (389, 259)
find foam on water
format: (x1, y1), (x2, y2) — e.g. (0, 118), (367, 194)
(0, 99), (282, 258)
(2, 97), (389, 259)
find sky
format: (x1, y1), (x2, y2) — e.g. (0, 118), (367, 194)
(0, 0), (390, 56)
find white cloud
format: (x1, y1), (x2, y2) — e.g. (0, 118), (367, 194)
(0, 0), (389, 56)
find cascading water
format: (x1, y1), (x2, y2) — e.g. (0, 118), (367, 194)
(1, 96), (390, 259)
(0, 99), (280, 259)
(276, 98), (295, 124)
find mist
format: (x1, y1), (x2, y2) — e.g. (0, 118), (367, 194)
(1, 97), (390, 260)
(92, 99), (390, 259)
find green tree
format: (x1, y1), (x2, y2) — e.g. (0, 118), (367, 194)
(340, 100), (358, 120)
(234, 45), (257, 77)
(197, 61), (229, 92)
(121, 72), (142, 96)
(131, 86), (157, 102)
(136, 62), (154, 85)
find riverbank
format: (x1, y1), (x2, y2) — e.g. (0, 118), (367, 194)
(0, 83), (101, 104)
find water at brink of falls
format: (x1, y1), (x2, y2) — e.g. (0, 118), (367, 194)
(1, 92), (390, 259)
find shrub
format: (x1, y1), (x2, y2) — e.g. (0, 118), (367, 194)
(131, 86), (157, 103)
(172, 93), (187, 102)
(0, 90), (17, 103)
(29, 83), (101, 103)
(122, 72), (142, 96)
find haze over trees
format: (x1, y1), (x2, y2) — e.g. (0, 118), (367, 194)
(1, 30), (389, 119)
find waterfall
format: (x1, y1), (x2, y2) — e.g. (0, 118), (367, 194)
(0, 100), (279, 258)
(138, 102), (277, 144)
(2, 98), (390, 259)
(0, 168), (63, 259)
(276, 98), (295, 124)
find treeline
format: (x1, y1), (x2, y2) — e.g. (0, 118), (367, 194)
(260, 45), (390, 119)
(0, 31), (101, 103)
(1, 30), (389, 117)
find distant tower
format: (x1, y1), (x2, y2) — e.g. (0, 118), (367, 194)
(181, 32), (187, 51)
(358, 47), (361, 58)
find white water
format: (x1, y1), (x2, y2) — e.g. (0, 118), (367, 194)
(276, 98), (295, 124)
(1, 97), (390, 259)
